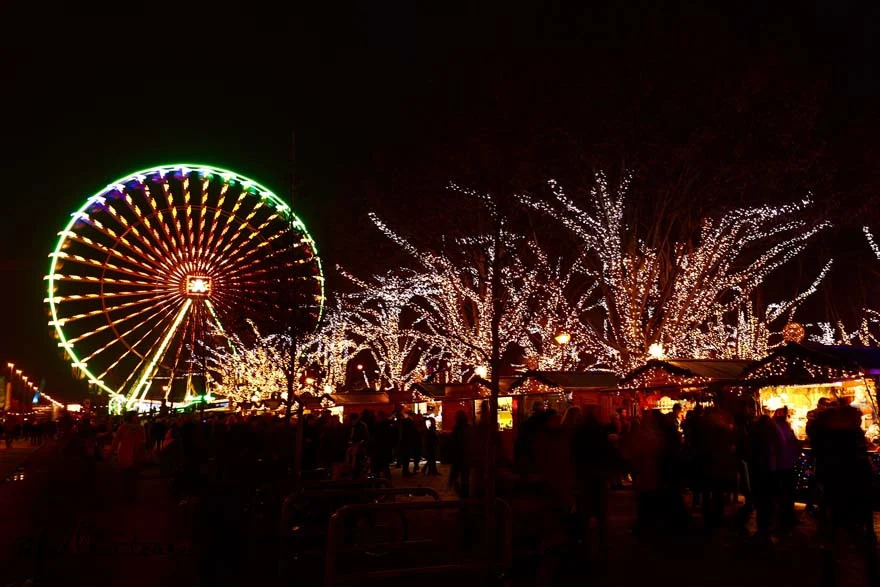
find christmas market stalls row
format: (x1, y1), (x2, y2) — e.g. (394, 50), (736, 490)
(617, 343), (880, 446)
(246, 342), (880, 450)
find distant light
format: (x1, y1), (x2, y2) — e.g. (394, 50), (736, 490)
(67, 404), (82, 412)
(305, 377), (315, 385)
(554, 332), (571, 346)
(323, 384), (333, 395)
(648, 343), (666, 360)
(474, 366), (488, 379)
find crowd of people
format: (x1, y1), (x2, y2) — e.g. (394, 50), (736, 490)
(24, 393), (877, 574)
(0, 413), (56, 448)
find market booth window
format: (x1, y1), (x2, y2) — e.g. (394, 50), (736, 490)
(759, 379), (877, 441)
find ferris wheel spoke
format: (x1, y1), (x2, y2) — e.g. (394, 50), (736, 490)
(97, 192), (178, 274)
(84, 296), (184, 368)
(71, 204), (169, 268)
(50, 291), (177, 326)
(157, 179), (189, 267)
(67, 291), (182, 346)
(143, 181), (187, 269)
(201, 191), (252, 267)
(50, 274), (158, 288)
(212, 232), (283, 278)
(54, 288), (175, 302)
(148, 179), (187, 266)
(211, 209), (285, 266)
(108, 297), (186, 395)
(52, 250), (157, 281)
(127, 299), (193, 406)
(94, 303), (183, 384)
(57, 226), (167, 277)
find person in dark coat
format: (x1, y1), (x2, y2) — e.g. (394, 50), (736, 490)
(423, 417), (440, 475)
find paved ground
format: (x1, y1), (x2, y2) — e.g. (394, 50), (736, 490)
(1, 456), (878, 586)
(0, 440), (44, 480)
(0, 446), (196, 587)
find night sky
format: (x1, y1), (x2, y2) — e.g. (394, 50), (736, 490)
(1, 2), (879, 400)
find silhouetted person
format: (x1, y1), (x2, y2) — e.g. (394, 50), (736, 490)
(571, 406), (610, 556)
(423, 417), (440, 475)
(812, 401), (879, 584)
(774, 406), (800, 530)
(448, 411), (470, 498)
(749, 415), (780, 541)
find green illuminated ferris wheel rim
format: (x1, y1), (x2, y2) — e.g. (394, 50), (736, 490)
(45, 163), (324, 404)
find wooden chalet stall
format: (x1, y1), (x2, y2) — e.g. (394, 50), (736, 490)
(413, 382), (492, 431)
(329, 390), (391, 420)
(509, 370), (621, 422)
(743, 343), (880, 443)
(297, 392), (344, 420)
(618, 359), (754, 416)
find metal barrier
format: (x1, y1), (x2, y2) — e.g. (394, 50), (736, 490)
(282, 477), (394, 527)
(325, 499), (513, 587)
(277, 485), (439, 577)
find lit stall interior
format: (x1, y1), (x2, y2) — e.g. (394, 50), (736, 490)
(758, 378), (878, 442)
(473, 396), (514, 429)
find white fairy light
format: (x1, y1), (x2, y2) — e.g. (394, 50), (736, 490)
(518, 171), (829, 372)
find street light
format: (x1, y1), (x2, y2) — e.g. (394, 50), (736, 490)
(555, 332), (572, 371)
(648, 343), (666, 360)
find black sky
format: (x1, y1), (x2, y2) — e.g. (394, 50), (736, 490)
(1, 1), (879, 399)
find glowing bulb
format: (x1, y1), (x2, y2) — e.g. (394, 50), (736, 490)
(648, 343), (665, 360)
(554, 332), (571, 346)
(474, 366), (488, 378)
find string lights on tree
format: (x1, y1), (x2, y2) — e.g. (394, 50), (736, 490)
(337, 268), (438, 391)
(203, 320), (317, 405)
(518, 171), (830, 372)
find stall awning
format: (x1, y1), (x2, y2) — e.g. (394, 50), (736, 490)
(743, 343), (872, 386)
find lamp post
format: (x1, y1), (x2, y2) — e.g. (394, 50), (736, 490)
(554, 331), (571, 371)
(5, 363), (12, 412)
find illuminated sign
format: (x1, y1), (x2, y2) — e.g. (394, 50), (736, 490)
(186, 276), (212, 296)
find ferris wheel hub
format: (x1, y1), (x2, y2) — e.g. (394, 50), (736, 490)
(185, 275), (212, 297)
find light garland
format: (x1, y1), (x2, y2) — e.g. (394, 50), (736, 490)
(203, 320), (316, 404)
(366, 206), (608, 380)
(518, 172), (829, 372)
(337, 268), (436, 391)
(2, 364), (64, 409)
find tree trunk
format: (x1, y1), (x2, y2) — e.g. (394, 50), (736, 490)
(485, 199), (503, 576)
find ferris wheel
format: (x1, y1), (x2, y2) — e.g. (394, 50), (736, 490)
(46, 164), (324, 410)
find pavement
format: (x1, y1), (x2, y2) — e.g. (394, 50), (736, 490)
(0, 439), (46, 481)
(373, 464), (880, 587)
(0, 446), (197, 587)
(0, 454), (877, 586)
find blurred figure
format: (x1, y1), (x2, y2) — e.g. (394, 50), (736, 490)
(805, 397), (833, 516)
(812, 400), (879, 584)
(749, 415), (780, 541)
(422, 417), (440, 475)
(571, 405), (610, 555)
(774, 407), (800, 530)
(112, 411), (146, 502)
(448, 411), (470, 498)
(627, 411), (663, 533)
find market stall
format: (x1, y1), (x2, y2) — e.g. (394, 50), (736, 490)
(743, 343), (880, 496)
(329, 390), (391, 420)
(508, 370), (621, 421)
(743, 342), (880, 443)
(617, 358), (754, 417)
